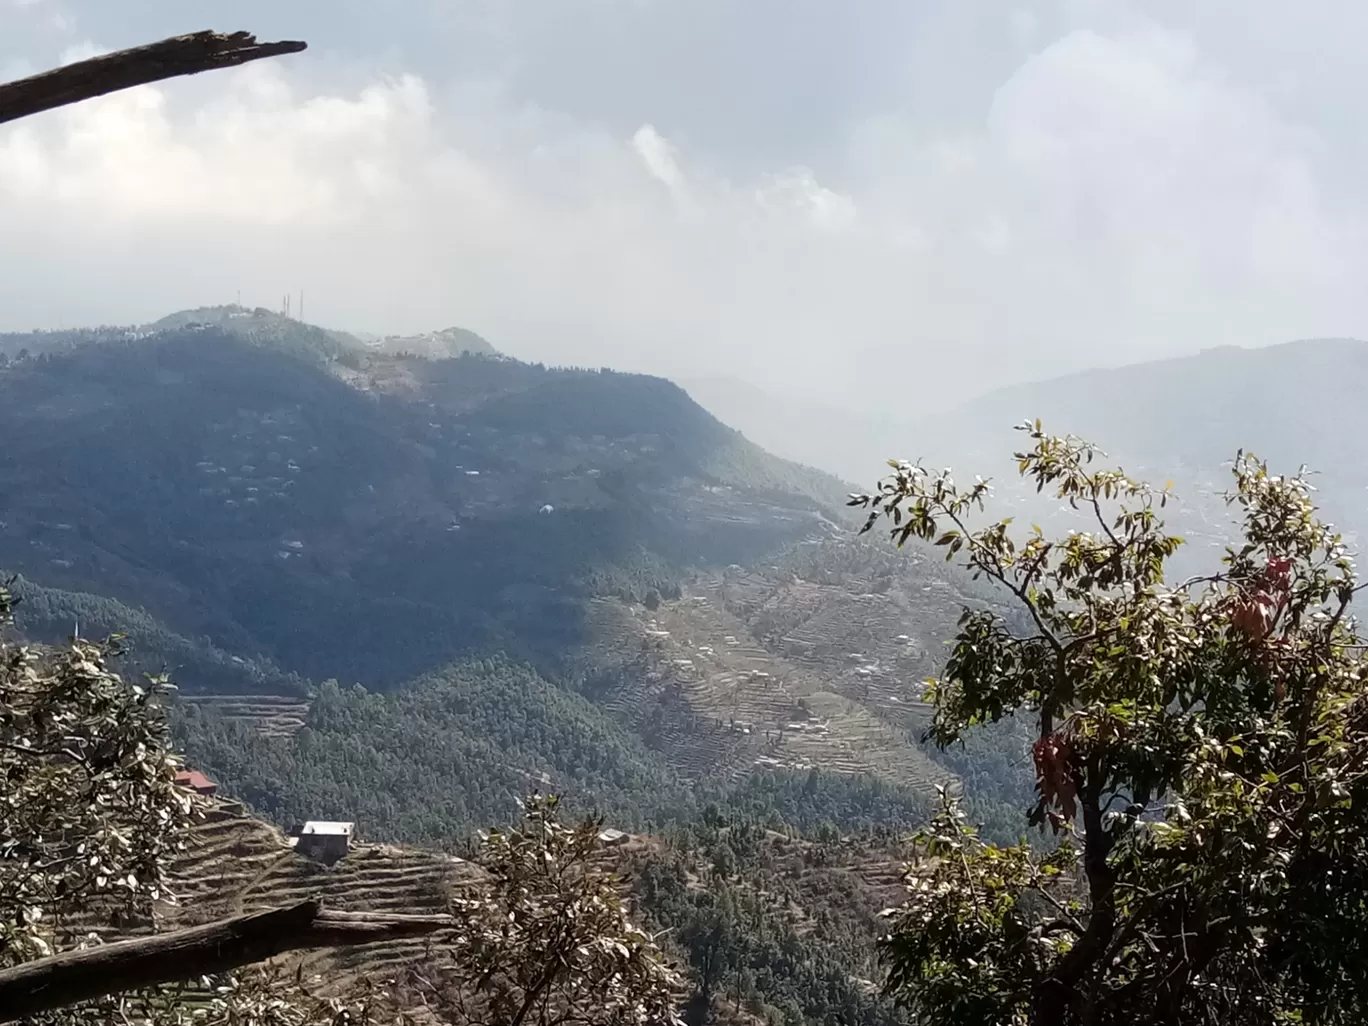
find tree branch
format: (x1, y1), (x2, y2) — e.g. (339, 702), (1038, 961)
(0, 900), (454, 1022)
(1031, 881), (1085, 937)
(0, 30), (307, 127)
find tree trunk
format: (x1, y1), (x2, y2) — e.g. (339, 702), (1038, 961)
(0, 30), (306, 126)
(0, 900), (454, 1022)
(1030, 788), (1116, 1026)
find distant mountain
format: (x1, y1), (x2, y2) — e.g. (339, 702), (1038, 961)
(924, 338), (1367, 472)
(0, 315), (847, 685)
(907, 339), (1368, 562)
(693, 340), (1368, 555)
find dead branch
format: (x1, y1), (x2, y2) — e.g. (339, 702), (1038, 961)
(0, 30), (307, 126)
(0, 900), (454, 1022)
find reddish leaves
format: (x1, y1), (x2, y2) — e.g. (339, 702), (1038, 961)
(1231, 556), (1294, 641)
(1033, 731), (1078, 831)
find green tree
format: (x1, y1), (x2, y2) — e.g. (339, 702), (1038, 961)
(441, 794), (683, 1026)
(0, 581), (194, 968)
(854, 424), (1368, 1025)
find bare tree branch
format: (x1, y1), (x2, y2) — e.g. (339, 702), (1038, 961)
(0, 30), (307, 127)
(0, 900), (453, 1022)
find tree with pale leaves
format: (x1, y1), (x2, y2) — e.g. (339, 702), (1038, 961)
(854, 424), (1368, 1025)
(0, 579), (193, 968)
(442, 794), (683, 1026)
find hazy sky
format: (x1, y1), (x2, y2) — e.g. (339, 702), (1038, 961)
(3, 1), (1367, 408)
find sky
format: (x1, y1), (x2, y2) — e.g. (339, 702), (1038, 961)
(3, 1), (1368, 410)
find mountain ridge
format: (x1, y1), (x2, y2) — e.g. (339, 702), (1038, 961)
(0, 314), (852, 685)
(686, 337), (1368, 550)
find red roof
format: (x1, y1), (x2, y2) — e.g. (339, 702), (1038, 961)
(175, 769), (217, 792)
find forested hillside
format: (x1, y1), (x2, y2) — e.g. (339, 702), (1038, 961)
(0, 312), (846, 685)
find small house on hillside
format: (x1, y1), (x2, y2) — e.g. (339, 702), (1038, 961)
(598, 828), (628, 848)
(174, 769), (218, 796)
(296, 821), (354, 862)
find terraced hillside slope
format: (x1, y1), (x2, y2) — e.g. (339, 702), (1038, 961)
(40, 802), (473, 1022)
(0, 310), (846, 685)
(555, 531), (1038, 810)
(48, 798), (913, 1025)
(707, 538), (996, 726)
(183, 694), (311, 738)
(568, 591), (955, 798)
(706, 537), (1037, 814)
(52, 802), (662, 1022)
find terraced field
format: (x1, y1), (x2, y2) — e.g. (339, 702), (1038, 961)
(183, 694), (311, 737)
(578, 590), (956, 797)
(40, 799), (909, 1024)
(45, 801), (479, 1007)
(704, 540), (1006, 721)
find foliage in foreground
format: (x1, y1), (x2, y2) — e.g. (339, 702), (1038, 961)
(0, 581), (194, 969)
(441, 794), (683, 1026)
(855, 424), (1368, 1025)
(1, 581), (683, 1025)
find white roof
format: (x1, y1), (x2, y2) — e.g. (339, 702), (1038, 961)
(302, 821), (354, 836)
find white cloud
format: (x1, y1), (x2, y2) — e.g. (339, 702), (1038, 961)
(632, 124), (683, 194)
(755, 170), (857, 232)
(1, 12), (1366, 410)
